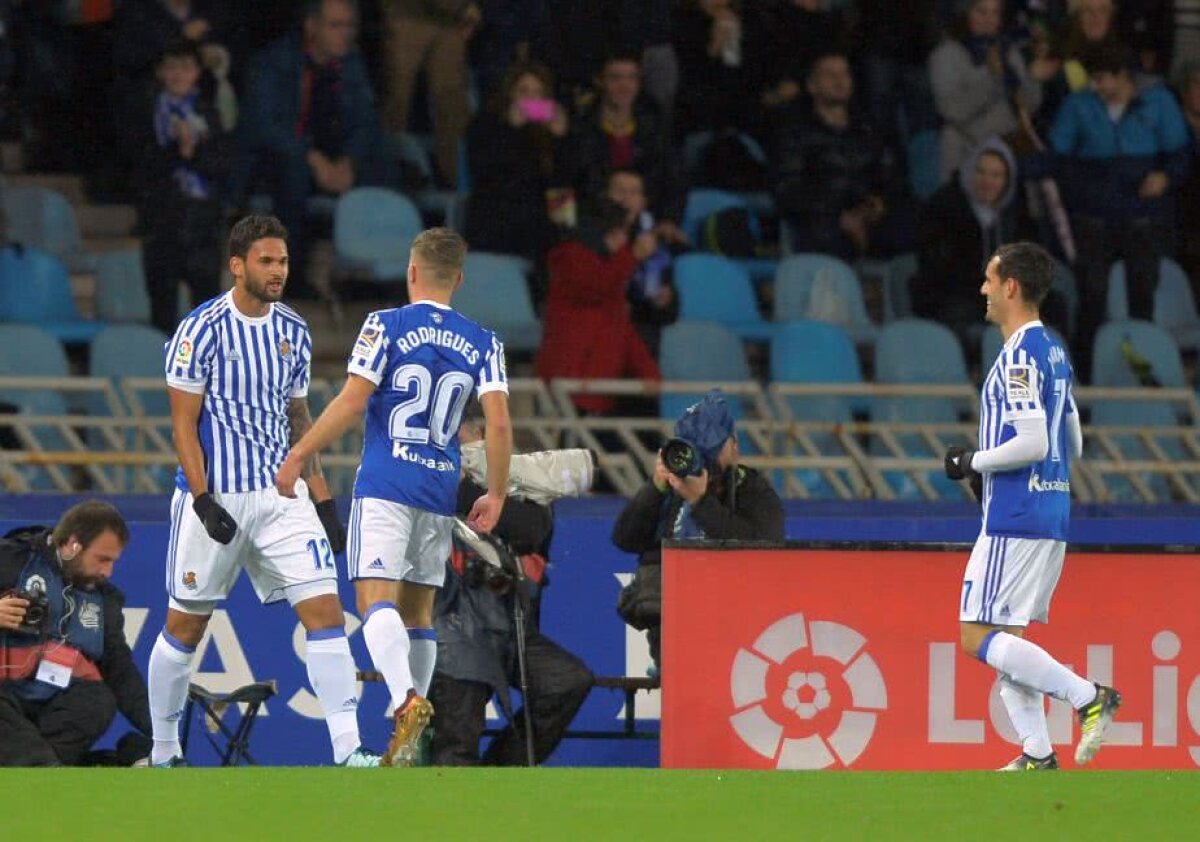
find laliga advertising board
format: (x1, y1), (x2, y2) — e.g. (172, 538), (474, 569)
(661, 543), (1200, 770)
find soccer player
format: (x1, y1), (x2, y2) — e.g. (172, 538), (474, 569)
(276, 227), (511, 766)
(148, 215), (379, 768)
(945, 241), (1121, 771)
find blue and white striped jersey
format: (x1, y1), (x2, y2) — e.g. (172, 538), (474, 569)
(978, 321), (1074, 540)
(347, 301), (507, 515)
(165, 291), (313, 494)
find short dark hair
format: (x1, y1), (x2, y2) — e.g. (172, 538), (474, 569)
(806, 50), (851, 81)
(992, 241), (1055, 306)
(304, 0), (357, 21)
(52, 501), (129, 550)
(229, 215), (288, 259)
(159, 38), (202, 66)
(1081, 41), (1133, 77)
(601, 49), (642, 72)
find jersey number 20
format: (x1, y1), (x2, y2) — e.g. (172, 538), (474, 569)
(388, 364), (474, 447)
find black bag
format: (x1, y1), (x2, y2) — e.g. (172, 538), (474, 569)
(702, 207), (757, 258)
(616, 563), (661, 630)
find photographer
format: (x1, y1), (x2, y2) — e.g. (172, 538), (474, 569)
(0, 501), (151, 766)
(614, 391), (785, 671)
(428, 428), (595, 766)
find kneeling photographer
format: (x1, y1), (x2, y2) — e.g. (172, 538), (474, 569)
(614, 391), (785, 671)
(429, 426), (595, 766)
(0, 501), (152, 766)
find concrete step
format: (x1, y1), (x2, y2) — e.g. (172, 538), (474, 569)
(0, 142), (23, 174)
(70, 272), (97, 319)
(76, 204), (138, 238)
(6, 172), (87, 204)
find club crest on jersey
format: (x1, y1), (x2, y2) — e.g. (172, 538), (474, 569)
(1006, 365), (1033, 401)
(430, 311), (443, 324)
(175, 338), (193, 366)
(279, 338), (292, 358)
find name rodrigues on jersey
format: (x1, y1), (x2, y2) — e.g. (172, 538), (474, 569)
(395, 326), (480, 366)
(392, 442), (456, 472)
(1028, 472), (1070, 493)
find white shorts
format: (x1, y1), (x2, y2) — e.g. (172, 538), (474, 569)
(959, 531), (1066, 627)
(166, 479), (338, 607)
(347, 497), (451, 587)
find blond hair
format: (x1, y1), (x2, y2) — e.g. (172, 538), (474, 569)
(410, 227), (467, 286)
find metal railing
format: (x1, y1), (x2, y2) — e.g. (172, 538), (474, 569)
(1, 376), (1197, 503)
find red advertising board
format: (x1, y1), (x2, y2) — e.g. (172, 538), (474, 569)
(661, 545), (1200, 770)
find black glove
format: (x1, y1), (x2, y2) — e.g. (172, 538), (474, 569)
(943, 446), (978, 481)
(314, 499), (346, 554)
(969, 472), (984, 504)
(193, 493), (237, 544)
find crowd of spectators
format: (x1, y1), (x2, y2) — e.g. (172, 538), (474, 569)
(3, 0), (1199, 381)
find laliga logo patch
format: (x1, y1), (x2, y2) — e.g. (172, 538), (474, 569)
(730, 612), (887, 769)
(175, 338), (194, 366)
(354, 327), (380, 354)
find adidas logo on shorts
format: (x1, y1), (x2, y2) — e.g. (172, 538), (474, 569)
(368, 558), (385, 570)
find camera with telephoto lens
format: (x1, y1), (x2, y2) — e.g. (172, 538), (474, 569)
(2, 586), (51, 636)
(661, 437), (704, 478)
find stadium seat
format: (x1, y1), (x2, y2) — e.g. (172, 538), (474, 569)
(906, 130), (941, 201)
(658, 320), (750, 422)
(873, 319), (973, 499)
(0, 245), (105, 343)
(453, 251), (542, 353)
(1090, 320), (1186, 501)
(681, 188), (751, 246)
(773, 254), (877, 345)
(771, 320), (863, 496)
(93, 249), (152, 324)
(673, 253), (773, 341)
(89, 324), (171, 412)
(0, 324), (73, 490)
(882, 252), (917, 323)
(1105, 258), (1200, 350)
(0, 184), (97, 272)
(332, 187), (423, 281)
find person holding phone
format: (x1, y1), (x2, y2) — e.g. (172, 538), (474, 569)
(463, 60), (570, 263)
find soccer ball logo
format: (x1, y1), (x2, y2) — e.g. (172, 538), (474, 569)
(729, 613), (887, 770)
(783, 671), (831, 720)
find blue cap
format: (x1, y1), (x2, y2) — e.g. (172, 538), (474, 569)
(674, 390), (735, 464)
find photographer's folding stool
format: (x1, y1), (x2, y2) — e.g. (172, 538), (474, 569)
(181, 680), (277, 766)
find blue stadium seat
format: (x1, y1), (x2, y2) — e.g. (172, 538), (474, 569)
(907, 129), (941, 201)
(681, 188), (750, 246)
(1090, 320), (1186, 501)
(773, 254), (877, 345)
(89, 324), (172, 413)
(0, 245), (105, 343)
(453, 251), (542, 353)
(0, 185), (96, 272)
(771, 320), (863, 497)
(93, 249), (152, 324)
(1105, 258), (1200, 350)
(333, 187), (423, 281)
(658, 320), (750, 423)
(874, 319), (972, 499)
(673, 253), (773, 341)
(0, 324), (73, 489)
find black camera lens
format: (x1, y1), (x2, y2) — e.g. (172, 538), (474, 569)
(662, 437), (702, 478)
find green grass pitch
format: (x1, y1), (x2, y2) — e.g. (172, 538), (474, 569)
(4, 769), (1195, 839)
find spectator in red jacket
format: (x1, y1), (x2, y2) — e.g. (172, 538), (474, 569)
(536, 199), (661, 415)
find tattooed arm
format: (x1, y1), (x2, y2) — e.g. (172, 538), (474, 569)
(286, 397), (331, 501)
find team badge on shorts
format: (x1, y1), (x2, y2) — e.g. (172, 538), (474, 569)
(279, 338), (292, 358)
(182, 571), (198, 591)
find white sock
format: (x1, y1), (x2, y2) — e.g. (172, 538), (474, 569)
(148, 630), (195, 765)
(362, 602), (415, 710)
(408, 627), (437, 697)
(305, 629), (362, 764)
(982, 631), (1097, 709)
(999, 676), (1053, 759)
